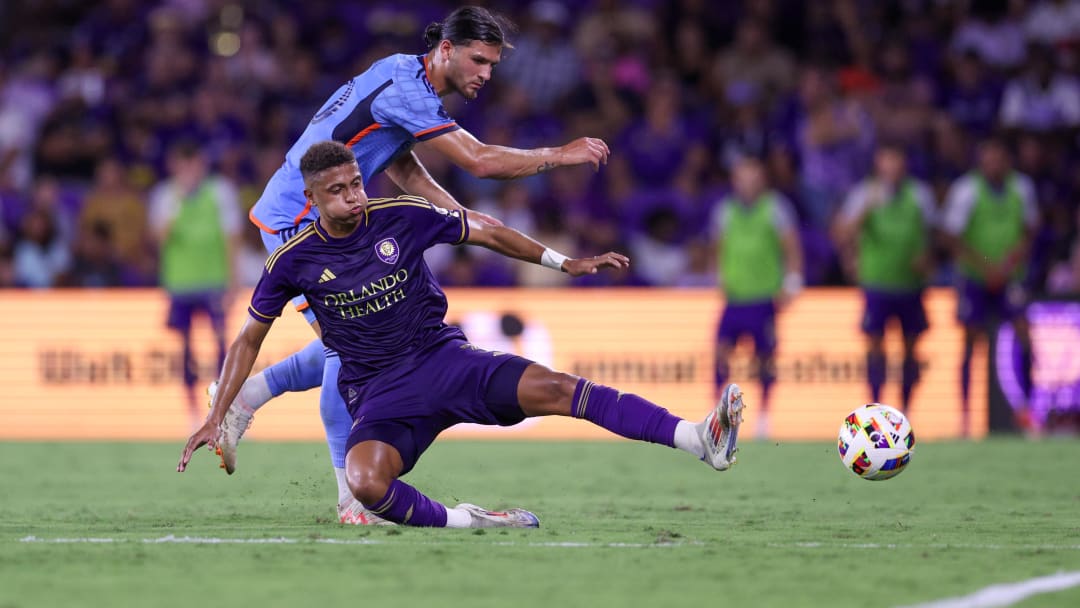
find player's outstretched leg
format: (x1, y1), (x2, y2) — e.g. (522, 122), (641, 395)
(208, 338), (326, 474)
(345, 439), (538, 528)
(517, 364), (745, 471)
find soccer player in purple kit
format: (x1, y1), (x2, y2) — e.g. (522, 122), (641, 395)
(210, 6), (611, 524)
(179, 141), (745, 528)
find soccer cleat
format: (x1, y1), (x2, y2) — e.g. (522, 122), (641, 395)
(206, 380), (253, 475)
(456, 503), (540, 528)
(338, 499), (395, 526)
(697, 382), (746, 471)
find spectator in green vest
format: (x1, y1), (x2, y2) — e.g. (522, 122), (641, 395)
(149, 140), (241, 428)
(942, 138), (1038, 436)
(709, 156), (803, 439)
(836, 143), (936, 414)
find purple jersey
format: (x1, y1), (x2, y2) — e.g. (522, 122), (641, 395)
(248, 196), (469, 386)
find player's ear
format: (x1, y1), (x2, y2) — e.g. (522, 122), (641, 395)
(304, 187), (315, 207)
(440, 39), (454, 61)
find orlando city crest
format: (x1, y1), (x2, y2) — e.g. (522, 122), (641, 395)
(375, 238), (399, 264)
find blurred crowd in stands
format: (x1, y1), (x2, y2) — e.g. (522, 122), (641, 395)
(0, 0), (1078, 292)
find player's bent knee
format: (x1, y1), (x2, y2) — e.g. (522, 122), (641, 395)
(344, 441), (402, 506)
(518, 366), (577, 417)
(346, 464), (392, 507)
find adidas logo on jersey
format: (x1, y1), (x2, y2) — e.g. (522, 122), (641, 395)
(318, 268), (337, 283)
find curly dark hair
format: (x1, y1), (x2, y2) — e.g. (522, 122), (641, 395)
(299, 141), (358, 182)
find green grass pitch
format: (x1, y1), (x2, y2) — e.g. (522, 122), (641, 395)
(2, 439), (1079, 607)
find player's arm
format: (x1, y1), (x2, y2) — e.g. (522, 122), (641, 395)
(385, 151), (502, 225)
(780, 227), (804, 296)
(178, 316), (272, 472)
(775, 198), (804, 301)
(147, 185), (178, 246)
(834, 184), (874, 244)
(940, 179), (995, 277)
(385, 151), (462, 211)
(465, 215), (628, 276)
(423, 128), (610, 179)
(999, 176), (1039, 276)
(215, 178), (245, 295)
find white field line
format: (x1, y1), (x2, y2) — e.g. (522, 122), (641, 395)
(770, 541), (1080, 551)
(16, 536), (1080, 552)
(17, 535), (692, 548)
(897, 570), (1080, 608)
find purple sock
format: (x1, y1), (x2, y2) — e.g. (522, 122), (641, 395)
(1017, 344), (1033, 399)
(759, 358), (775, 412)
(901, 356), (919, 411)
(960, 350), (972, 413)
(571, 379), (680, 447)
(715, 360), (729, 391)
(867, 352), (886, 403)
(366, 479), (448, 527)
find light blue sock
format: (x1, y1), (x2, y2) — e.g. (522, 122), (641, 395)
(263, 338), (325, 396)
(320, 351), (352, 469)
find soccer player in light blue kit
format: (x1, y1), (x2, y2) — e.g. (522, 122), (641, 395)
(211, 7), (611, 524)
(179, 141), (745, 529)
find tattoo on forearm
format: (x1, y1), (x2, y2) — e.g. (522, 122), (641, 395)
(536, 161), (556, 174)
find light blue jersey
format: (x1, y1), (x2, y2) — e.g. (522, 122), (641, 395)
(251, 53), (460, 234)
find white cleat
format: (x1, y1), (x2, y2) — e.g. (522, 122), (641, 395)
(697, 383), (746, 471)
(338, 499), (395, 526)
(456, 503), (540, 528)
(207, 380), (253, 475)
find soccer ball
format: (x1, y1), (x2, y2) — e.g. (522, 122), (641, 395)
(837, 404), (915, 481)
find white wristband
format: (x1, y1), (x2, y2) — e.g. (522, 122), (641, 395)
(541, 248), (569, 272)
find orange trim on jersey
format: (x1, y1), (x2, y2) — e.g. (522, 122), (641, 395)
(346, 123), (382, 147)
(249, 208), (280, 234)
(292, 199), (313, 226)
(295, 301), (310, 312)
(423, 55), (432, 83)
(414, 121), (457, 139)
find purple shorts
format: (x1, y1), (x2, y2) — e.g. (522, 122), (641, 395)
(166, 290), (226, 333)
(344, 340), (532, 475)
(957, 278), (1027, 329)
(717, 300), (777, 356)
(861, 289), (928, 338)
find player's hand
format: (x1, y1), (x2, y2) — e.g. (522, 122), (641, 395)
(775, 291), (793, 311)
(985, 266), (1007, 292)
(559, 137), (610, 171)
(911, 253), (933, 278)
(469, 209), (503, 226)
(562, 252), (629, 276)
(177, 421), (221, 472)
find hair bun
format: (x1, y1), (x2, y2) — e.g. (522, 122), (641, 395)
(423, 22), (443, 48)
